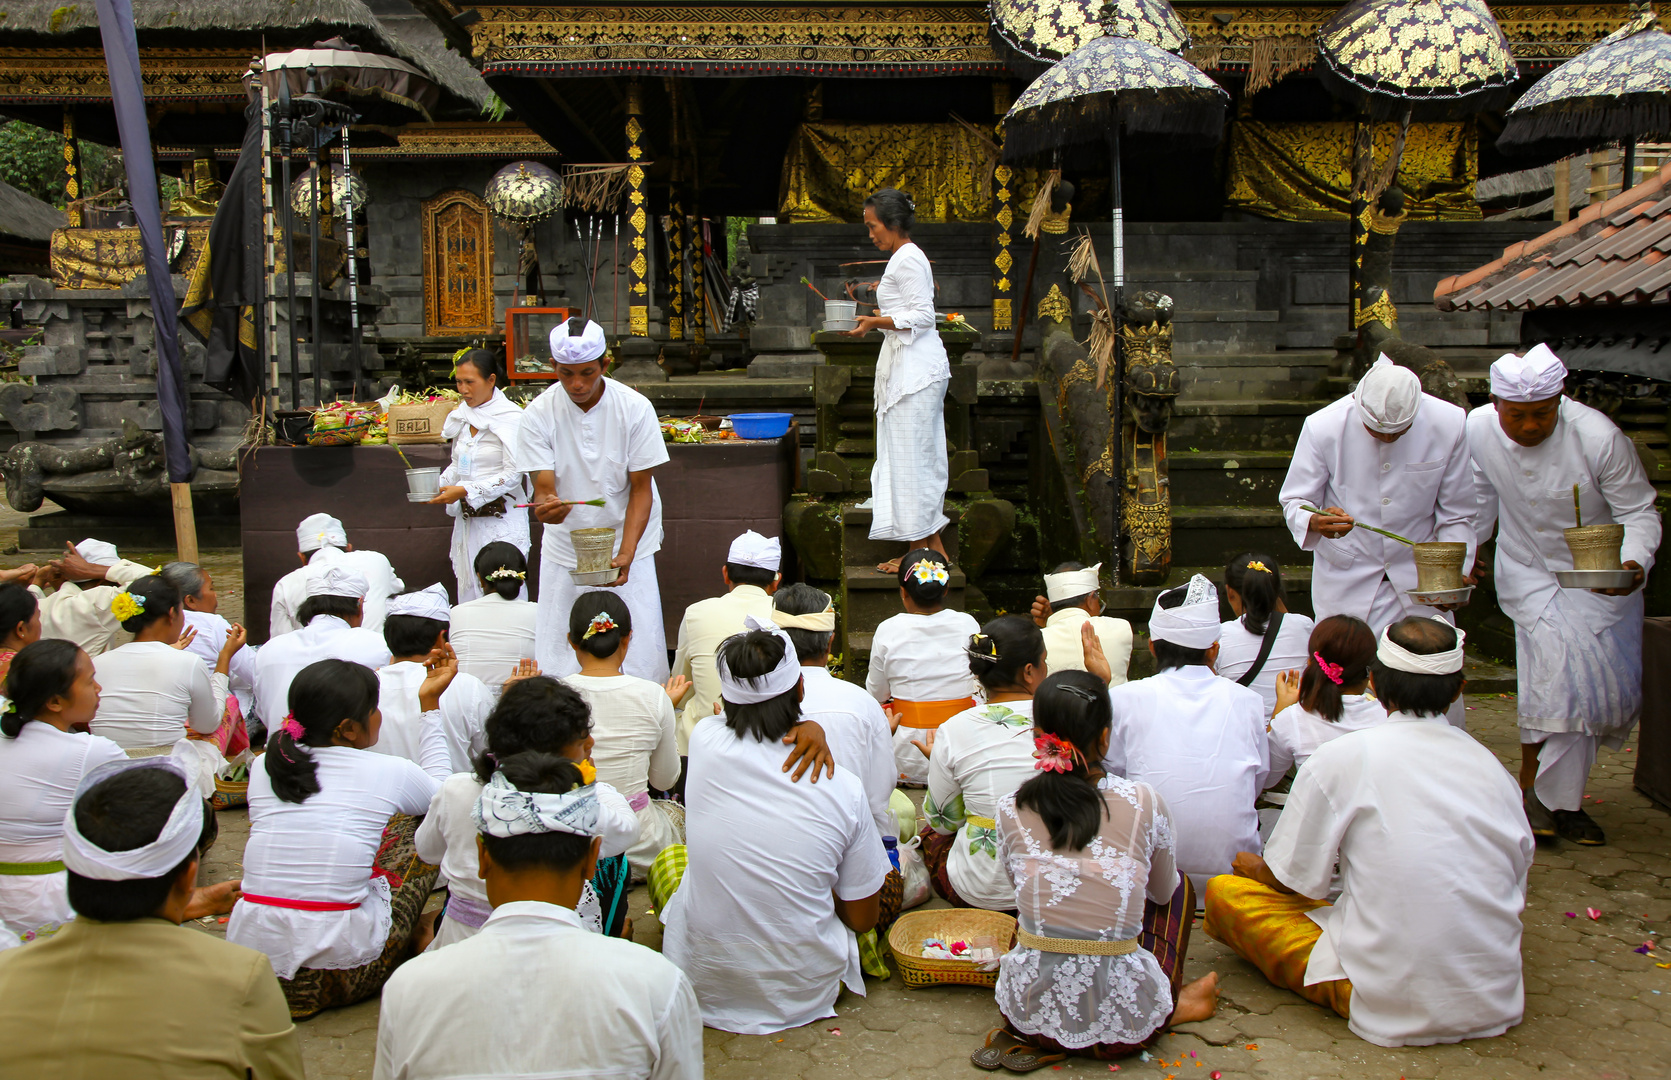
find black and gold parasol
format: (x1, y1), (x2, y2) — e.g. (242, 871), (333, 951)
(484, 161), (566, 227)
(1499, 5), (1671, 156)
(990, 0), (1188, 65)
(1317, 0), (1518, 118)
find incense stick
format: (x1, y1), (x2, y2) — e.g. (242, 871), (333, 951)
(393, 445), (414, 469)
(1573, 483), (1582, 528)
(1299, 505), (1416, 546)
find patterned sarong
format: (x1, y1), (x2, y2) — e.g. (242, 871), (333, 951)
(1202, 874), (1353, 1018)
(593, 852), (631, 937)
(278, 813), (439, 1020)
(648, 843), (688, 915)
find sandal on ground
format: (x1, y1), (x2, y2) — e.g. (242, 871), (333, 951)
(970, 1027), (1026, 1071)
(1552, 806), (1606, 846)
(1523, 790), (1556, 839)
(998, 1043), (1068, 1072)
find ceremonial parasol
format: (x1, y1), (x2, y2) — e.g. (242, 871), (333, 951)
(1499, 4), (1671, 158)
(1316, 0), (1519, 119)
(990, 0), (1187, 66)
(261, 38), (440, 127)
(486, 161), (566, 306)
(290, 165), (370, 220)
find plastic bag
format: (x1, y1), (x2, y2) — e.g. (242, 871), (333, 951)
(897, 834), (932, 911)
(889, 788), (918, 841)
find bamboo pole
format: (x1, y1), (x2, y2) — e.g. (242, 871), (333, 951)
(172, 482), (199, 563)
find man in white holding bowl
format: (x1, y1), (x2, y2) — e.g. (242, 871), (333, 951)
(1467, 344), (1660, 846)
(515, 317), (670, 682)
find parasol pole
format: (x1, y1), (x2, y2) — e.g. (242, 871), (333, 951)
(341, 120), (363, 401)
(306, 79), (323, 408)
(259, 59), (279, 427)
(1109, 122), (1125, 583)
(612, 213), (620, 340)
(279, 95), (299, 411)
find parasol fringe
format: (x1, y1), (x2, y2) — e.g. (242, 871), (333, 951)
(1003, 93), (1228, 162)
(1499, 98), (1671, 152)
(1245, 35), (1317, 95)
(1024, 169), (1060, 239)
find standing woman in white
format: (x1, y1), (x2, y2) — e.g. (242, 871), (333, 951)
(846, 188), (951, 574)
(427, 349), (529, 603)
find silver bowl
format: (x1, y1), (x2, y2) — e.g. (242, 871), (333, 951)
(1406, 585), (1474, 607)
(1555, 569), (1637, 589)
(568, 566), (621, 586)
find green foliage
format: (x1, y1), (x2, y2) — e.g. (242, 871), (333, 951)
(481, 93), (510, 123)
(0, 120), (122, 208)
(725, 216), (756, 270)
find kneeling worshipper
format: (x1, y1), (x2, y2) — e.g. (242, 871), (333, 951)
(0, 639), (126, 942)
(270, 512), (404, 638)
(161, 560), (259, 733)
(450, 542), (539, 694)
(1468, 345), (1662, 845)
(27, 539), (156, 656)
(866, 548), (981, 784)
(980, 671), (1219, 1070)
(228, 659), (450, 1018)
(669, 529), (781, 755)
(1205, 617), (1534, 1047)
(1265, 615), (1386, 780)
(562, 591), (683, 879)
(1104, 576), (1269, 897)
(376, 751), (700, 1080)
(922, 615), (1056, 912)
(1031, 561), (1133, 684)
(0, 756), (303, 1079)
(655, 620), (889, 1034)
(252, 564), (392, 737)
(0, 582), (42, 681)
(516, 317), (670, 683)
(1216, 555), (1314, 718)
(416, 675), (641, 947)
(375, 584), (496, 777)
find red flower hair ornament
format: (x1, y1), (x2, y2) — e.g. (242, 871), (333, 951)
(1032, 732), (1083, 774)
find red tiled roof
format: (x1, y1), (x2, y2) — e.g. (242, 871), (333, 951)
(1434, 162), (1671, 312)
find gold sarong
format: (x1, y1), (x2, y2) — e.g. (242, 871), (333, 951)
(1202, 874), (1353, 1018)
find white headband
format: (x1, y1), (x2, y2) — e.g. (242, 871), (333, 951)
(61, 757), (203, 882)
(1489, 343), (1567, 403)
(387, 583), (451, 622)
(773, 599), (836, 633)
(716, 615), (804, 705)
(1354, 357), (1422, 434)
(1148, 573), (1222, 650)
(305, 564), (370, 599)
(473, 769), (600, 839)
(1044, 562), (1102, 604)
(1376, 617), (1466, 675)
(297, 512), (348, 554)
(727, 530), (782, 572)
(549, 319), (608, 366)
(74, 539), (119, 567)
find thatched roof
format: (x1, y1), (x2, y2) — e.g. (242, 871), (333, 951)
(0, 0), (488, 109)
(0, 179), (66, 242)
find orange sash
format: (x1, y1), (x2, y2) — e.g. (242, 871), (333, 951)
(891, 697), (976, 730)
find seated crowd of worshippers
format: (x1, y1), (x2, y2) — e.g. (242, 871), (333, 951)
(0, 512), (1538, 1076)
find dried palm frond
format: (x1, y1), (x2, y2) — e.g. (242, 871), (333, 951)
(562, 163), (633, 213)
(1067, 231), (1100, 284)
(1024, 169), (1061, 240)
(1084, 306), (1115, 389)
(1245, 35), (1318, 95)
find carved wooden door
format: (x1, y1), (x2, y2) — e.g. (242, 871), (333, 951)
(421, 189), (495, 336)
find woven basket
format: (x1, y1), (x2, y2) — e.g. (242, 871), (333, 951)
(1565, 524), (1625, 570)
(210, 777), (249, 811)
(888, 908), (1017, 989)
(304, 415), (373, 447)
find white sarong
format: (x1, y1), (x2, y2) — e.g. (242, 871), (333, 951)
(1516, 586), (1642, 746)
(869, 376), (950, 543)
(535, 552), (669, 684)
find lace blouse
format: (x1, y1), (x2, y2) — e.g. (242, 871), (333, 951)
(995, 775), (1180, 1049)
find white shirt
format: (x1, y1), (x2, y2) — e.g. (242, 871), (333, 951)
(670, 584), (777, 753)
(662, 716), (891, 1035)
(375, 901), (702, 1080)
(252, 616), (391, 731)
(228, 740), (444, 979)
(865, 607), (982, 704)
(182, 610), (257, 716)
(1041, 608), (1133, 686)
(415, 772), (642, 951)
(1468, 397), (1662, 632)
(0, 722), (126, 937)
(563, 672), (683, 871)
(514, 376), (669, 568)
(1104, 666), (1269, 891)
(30, 559), (154, 656)
(923, 699), (1037, 909)
(1215, 613), (1316, 717)
(449, 594), (538, 694)
(1279, 392), (1475, 625)
(800, 666), (898, 840)
(90, 640), (225, 750)
(1267, 694), (1389, 778)
(372, 662), (495, 778)
(269, 546), (404, 639)
(1265, 711), (1534, 1047)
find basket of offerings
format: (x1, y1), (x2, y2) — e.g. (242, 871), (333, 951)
(304, 405), (377, 447)
(888, 908), (1016, 989)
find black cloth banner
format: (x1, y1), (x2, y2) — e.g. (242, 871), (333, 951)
(182, 104), (265, 406)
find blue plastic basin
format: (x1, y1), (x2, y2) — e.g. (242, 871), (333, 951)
(729, 412), (793, 440)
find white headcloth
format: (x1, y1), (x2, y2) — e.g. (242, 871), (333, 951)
(305, 563), (370, 599)
(1148, 573), (1222, 650)
(1489, 343), (1567, 403)
(549, 319), (608, 366)
(1376, 616), (1466, 675)
(61, 756), (202, 882)
(1045, 562), (1102, 604)
(773, 597), (836, 633)
(296, 512), (348, 554)
(74, 539), (119, 567)
(387, 583), (451, 622)
(727, 530), (782, 572)
(716, 615), (804, 704)
(1354, 357), (1422, 434)
(473, 769), (600, 839)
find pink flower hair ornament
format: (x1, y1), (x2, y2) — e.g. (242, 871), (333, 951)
(1314, 652), (1345, 686)
(280, 714), (307, 741)
(1032, 731), (1082, 774)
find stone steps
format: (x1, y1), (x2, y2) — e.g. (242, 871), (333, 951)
(1169, 449), (1293, 507)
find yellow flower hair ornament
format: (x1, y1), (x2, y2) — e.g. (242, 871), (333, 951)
(581, 611), (618, 640)
(110, 591), (145, 622)
(576, 760), (597, 786)
(1245, 560), (1270, 573)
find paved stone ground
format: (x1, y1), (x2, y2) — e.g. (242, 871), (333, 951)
(3, 526), (1668, 1079)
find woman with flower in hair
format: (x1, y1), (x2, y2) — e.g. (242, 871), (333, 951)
(1266, 614), (1385, 779)
(449, 542), (539, 696)
(1217, 553), (1314, 718)
(978, 670), (1219, 1069)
